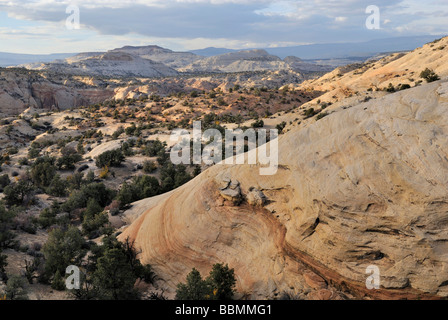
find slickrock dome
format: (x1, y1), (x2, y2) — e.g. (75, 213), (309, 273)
(120, 78), (448, 299)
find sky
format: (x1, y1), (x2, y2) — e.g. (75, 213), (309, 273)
(0, 0), (446, 54)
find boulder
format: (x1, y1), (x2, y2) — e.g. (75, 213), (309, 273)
(246, 188), (267, 206)
(219, 178), (242, 205)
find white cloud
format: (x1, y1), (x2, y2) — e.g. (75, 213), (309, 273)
(0, 0), (446, 53)
(335, 16), (347, 22)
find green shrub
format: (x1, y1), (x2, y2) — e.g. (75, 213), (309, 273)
(3, 177), (35, 206)
(92, 248), (139, 300)
(276, 121), (287, 134)
(38, 208), (57, 229)
(42, 226), (86, 276)
(95, 149), (125, 168)
(160, 164), (192, 193)
(385, 83), (395, 92)
(51, 270), (66, 291)
(47, 175), (68, 197)
(0, 249), (7, 281)
(144, 139), (166, 157)
(71, 236), (151, 300)
(3, 275), (29, 300)
(142, 160), (157, 174)
(57, 147), (83, 170)
(0, 174), (10, 191)
(176, 263), (236, 300)
(303, 108), (317, 119)
(117, 176), (161, 208)
(316, 112), (329, 121)
(251, 119), (264, 128)
(18, 158), (29, 166)
(420, 68), (440, 83)
(176, 268), (210, 300)
(82, 199), (110, 239)
(28, 147), (40, 159)
(31, 157), (57, 187)
(0, 204), (16, 249)
(61, 182), (115, 213)
(398, 84), (411, 91)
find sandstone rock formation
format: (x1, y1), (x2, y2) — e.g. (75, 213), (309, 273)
(219, 178), (242, 205)
(110, 45), (202, 69)
(120, 78), (448, 299)
(30, 51), (179, 78)
(180, 49), (292, 73)
(0, 69), (115, 116)
(23, 45), (329, 77)
(246, 187), (267, 206)
(297, 37), (448, 106)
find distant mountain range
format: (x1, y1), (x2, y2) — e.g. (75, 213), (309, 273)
(261, 35), (444, 59)
(2, 35), (443, 77)
(189, 36), (443, 59)
(0, 52), (75, 68)
(19, 46), (334, 77)
(189, 47), (237, 57)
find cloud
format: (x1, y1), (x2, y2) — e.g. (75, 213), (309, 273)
(0, 0), (446, 53)
(335, 17), (348, 22)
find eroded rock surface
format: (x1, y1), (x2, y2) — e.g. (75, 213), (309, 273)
(120, 79), (448, 299)
(121, 80), (448, 299)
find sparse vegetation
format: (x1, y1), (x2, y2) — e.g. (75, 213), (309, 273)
(420, 68), (440, 83)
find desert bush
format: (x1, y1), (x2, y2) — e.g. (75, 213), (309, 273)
(61, 182), (115, 213)
(3, 275), (29, 300)
(303, 108), (317, 119)
(71, 236), (153, 300)
(316, 112), (329, 121)
(51, 270), (66, 291)
(24, 257), (41, 284)
(27, 147), (40, 159)
(397, 84), (411, 91)
(105, 200), (120, 216)
(0, 204), (17, 249)
(3, 176), (35, 206)
(121, 141), (134, 157)
(13, 211), (36, 234)
(251, 119), (264, 128)
(81, 199), (109, 239)
(385, 83), (395, 92)
(42, 226), (86, 277)
(18, 158), (29, 166)
(176, 263), (236, 300)
(57, 147), (83, 170)
(95, 149), (125, 168)
(420, 68), (440, 83)
(47, 175), (68, 197)
(276, 121), (287, 134)
(142, 160), (157, 174)
(117, 175), (161, 208)
(0, 174), (10, 191)
(31, 157), (57, 187)
(143, 139), (166, 157)
(0, 249), (7, 281)
(38, 208), (57, 229)
(98, 166), (109, 179)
